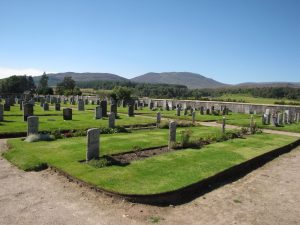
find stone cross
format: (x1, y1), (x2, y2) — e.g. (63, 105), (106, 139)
(63, 108), (72, 120)
(168, 121), (176, 149)
(95, 106), (102, 119)
(86, 128), (100, 161)
(27, 116), (39, 136)
(109, 112), (115, 128)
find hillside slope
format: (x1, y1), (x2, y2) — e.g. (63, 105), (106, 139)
(131, 72), (226, 89)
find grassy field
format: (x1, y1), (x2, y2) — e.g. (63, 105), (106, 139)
(219, 93), (300, 105)
(118, 106), (300, 133)
(0, 104), (155, 134)
(3, 128), (298, 195)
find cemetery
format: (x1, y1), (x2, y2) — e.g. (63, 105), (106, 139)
(1, 94), (300, 204)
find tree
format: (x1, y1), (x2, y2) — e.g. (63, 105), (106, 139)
(55, 76), (81, 96)
(111, 86), (132, 100)
(36, 72), (53, 95)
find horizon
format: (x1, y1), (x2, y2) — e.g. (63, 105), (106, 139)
(0, 0), (299, 83)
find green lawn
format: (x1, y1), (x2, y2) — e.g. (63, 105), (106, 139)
(4, 128), (298, 195)
(0, 104), (155, 134)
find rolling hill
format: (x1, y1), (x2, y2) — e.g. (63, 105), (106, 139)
(33, 72), (128, 86)
(131, 72), (226, 89)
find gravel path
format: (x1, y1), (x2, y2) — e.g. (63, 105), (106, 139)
(1, 139), (300, 225)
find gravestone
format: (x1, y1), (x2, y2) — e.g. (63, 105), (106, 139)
(27, 116), (39, 136)
(277, 113), (283, 125)
(184, 108), (188, 116)
(55, 103), (61, 111)
(109, 112), (115, 128)
(63, 108), (72, 120)
(78, 100), (85, 111)
(250, 115), (255, 134)
(156, 112), (161, 125)
(0, 104), (3, 121)
(100, 100), (108, 117)
(297, 113), (300, 123)
(176, 107), (181, 116)
(282, 112), (286, 124)
(43, 102), (49, 111)
(222, 117), (226, 133)
(40, 98), (45, 107)
(168, 121), (176, 149)
(128, 104), (134, 117)
(149, 102), (154, 110)
(85, 99), (89, 105)
(200, 106), (204, 115)
(192, 111), (196, 123)
(206, 108), (210, 115)
(110, 102), (117, 116)
(4, 103), (10, 111)
(95, 106), (102, 119)
(23, 103), (34, 121)
(86, 128), (100, 161)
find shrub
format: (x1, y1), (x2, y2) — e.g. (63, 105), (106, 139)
(180, 129), (193, 148)
(87, 158), (112, 168)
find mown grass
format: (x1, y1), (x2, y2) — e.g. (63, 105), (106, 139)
(0, 104), (155, 134)
(3, 128), (297, 194)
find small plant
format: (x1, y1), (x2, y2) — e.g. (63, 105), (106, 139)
(148, 216), (164, 223)
(180, 129), (193, 148)
(87, 158), (112, 168)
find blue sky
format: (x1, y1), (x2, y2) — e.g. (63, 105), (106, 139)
(0, 0), (299, 84)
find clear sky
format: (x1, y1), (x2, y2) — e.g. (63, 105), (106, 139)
(0, 0), (299, 84)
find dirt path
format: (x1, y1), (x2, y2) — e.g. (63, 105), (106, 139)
(1, 139), (300, 225)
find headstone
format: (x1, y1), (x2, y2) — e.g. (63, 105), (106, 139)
(206, 108), (210, 115)
(55, 103), (61, 111)
(78, 100), (85, 111)
(176, 107), (181, 116)
(149, 102), (154, 110)
(86, 128), (100, 161)
(192, 111), (196, 123)
(43, 102), (49, 111)
(200, 106), (204, 115)
(100, 100), (108, 117)
(109, 112), (115, 128)
(19, 100), (23, 110)
(85, 99), (89, 105)
(128, 104), (134, 117)
(156, 112), (161, 125)
(283, 112), (286, 124)
(222, 117), (226, 133)
(95, 106), (102, 119)
(23, 103), (34, 121)
(63, 108), (72, 120)
(27, 116), (39, 136)
(250, 115), (255, 134)
(297, 113), (300, 123)
(184, 108), (188, 116)
(4, 103), (10, 111)
(110, 103), (117, 116)
(0, 104), (3, 121)
(168, 121), (176, 149)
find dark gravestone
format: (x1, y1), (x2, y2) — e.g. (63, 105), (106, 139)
(128, 104), (134, 117)
(23, 103), (34, 121)
(4, 103), (10, 111)
(63, 108), (72, 120)
(100, 100), (108, 117)
(55, 103), (61, 111)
